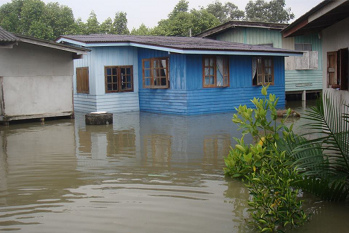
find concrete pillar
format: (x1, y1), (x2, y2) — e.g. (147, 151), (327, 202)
(302, 90), (307, 101)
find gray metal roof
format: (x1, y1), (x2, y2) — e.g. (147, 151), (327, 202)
(57, 34), (302, 55)
(196, 21), (288, 38)
(0, 26), (19, 42)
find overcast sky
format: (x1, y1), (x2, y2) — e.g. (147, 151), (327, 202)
(0, 0), (323, 29)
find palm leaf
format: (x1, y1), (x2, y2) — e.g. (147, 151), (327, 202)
(280, 91), (349, 201)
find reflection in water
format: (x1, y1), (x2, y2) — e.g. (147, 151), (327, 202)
(0, 108), (348, 232)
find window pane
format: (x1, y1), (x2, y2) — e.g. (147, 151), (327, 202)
(209, 58), (214, 66)
(113, 76), (118, 83)
(107, 84), (112, 90)
(113, 84), (117, 90)
(145, 69), (151, 77)
(144, 60), (150, 68)
(210, 77), (214, 84)
(112, 68), (117, 75)
(106, 68), (111, 75)
(107, 76), (111, 83)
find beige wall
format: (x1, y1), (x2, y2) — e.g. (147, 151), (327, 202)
(322, 17), (349, 102)
(0, 42), (75, 120)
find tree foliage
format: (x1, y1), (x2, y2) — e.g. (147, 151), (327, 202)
(245, 0), (294, 23)
(0, 0), (296, 39)
(206, 1), (245, 23)
(0, 0), (75, 39)
(152, 0), (220, 37)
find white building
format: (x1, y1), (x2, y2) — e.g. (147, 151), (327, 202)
(0, 27), (88, 125)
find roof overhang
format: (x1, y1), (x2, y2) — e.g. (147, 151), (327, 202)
(283, 0), (349, 37)
(56, 37), (302, 57)
(17, 35), (90, 55)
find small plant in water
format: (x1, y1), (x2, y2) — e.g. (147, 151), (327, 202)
(224, 85), (307, 232)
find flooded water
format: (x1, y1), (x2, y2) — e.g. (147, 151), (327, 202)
(1, 101), (349, 232)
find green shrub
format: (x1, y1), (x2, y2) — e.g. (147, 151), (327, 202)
(224, 85), (308, 232)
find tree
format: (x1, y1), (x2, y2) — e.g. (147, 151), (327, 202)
(152, 0), (220, 37)
(206, 1), (244, 23)
(130, 23), (152, 36)
(245, 0), (294, 23)
(168, 0), (189, 19)
(100, 17), (113, 34)
(111, 12), (129, 35)
(86, 11), (100, 34)
(44, 2), (75, 37)
(0, 0), (76, 39)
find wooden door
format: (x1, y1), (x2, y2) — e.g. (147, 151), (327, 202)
(327, 51), (338, 88)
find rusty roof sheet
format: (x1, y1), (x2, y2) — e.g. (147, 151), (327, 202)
(0, 26), (19, 42)
(58, 34), (301, 55)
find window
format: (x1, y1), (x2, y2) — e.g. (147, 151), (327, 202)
(76, 67), (89, 94)
(202, 56), (229, 88)
(295, 43), (312, 51)
(252, 57), (274, 86)
(327, 48), (348, 90)
(105, 66), (133, 93)
(257, 43), (274, 48)
(142, 57), (169, 89)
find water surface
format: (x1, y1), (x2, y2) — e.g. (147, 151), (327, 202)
(0, 104), (348, 232)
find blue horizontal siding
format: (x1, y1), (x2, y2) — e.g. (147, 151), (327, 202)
(187, 86), (285, 115)
(138, 51), (286, 115)
(139, 89), (188, 114)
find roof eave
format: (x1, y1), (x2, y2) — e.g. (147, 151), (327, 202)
(56, 37), (302, 57)
(282, 0), (341, 37)
(18, 35), (89, 54)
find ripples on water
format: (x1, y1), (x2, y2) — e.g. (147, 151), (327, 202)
(0, 104), (348, 232)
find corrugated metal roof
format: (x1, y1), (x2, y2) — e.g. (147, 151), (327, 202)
(0, 26), (19, 42)
(58, 34), (301, 55)
(196, 21), (288, 38)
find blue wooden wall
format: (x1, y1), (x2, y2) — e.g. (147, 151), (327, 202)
(138, 48), (285, 115)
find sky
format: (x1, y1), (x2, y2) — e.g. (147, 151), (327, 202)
(0, 0), (324, 29)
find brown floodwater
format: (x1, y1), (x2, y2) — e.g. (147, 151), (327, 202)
(0, 102), (348, 233)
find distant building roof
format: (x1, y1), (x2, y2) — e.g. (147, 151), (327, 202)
(57, 34), (301, 57)
(282, 0), (349, 37)
(195, 21), (288, 38)
(0, 26), (19, 42)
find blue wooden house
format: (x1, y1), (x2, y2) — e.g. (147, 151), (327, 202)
(56, 35), (301, 115)
(196, 21), (323, 100)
